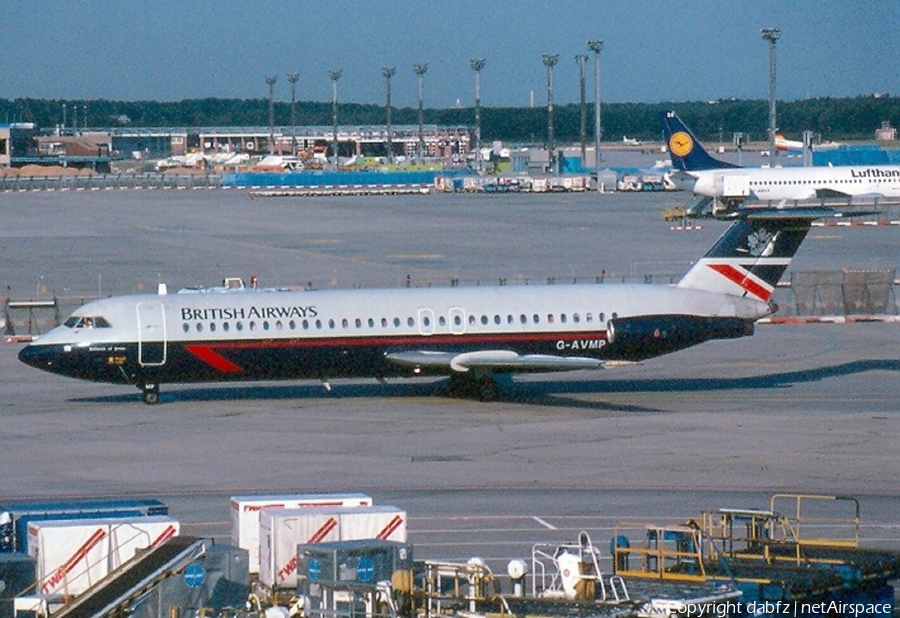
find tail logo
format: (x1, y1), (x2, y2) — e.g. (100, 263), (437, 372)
(668, 131), (694, 157)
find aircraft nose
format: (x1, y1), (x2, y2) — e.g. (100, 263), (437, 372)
(18, 344), (52, 369)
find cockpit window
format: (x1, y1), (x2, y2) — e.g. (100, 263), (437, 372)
(64, 315), (111, 328)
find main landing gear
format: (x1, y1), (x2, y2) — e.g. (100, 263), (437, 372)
(447, 375), (501, 402)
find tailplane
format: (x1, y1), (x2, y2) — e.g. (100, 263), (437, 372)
(662, 110), (740, 172)
(678, 208), (835, 302)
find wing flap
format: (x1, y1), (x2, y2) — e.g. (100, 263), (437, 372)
(384, 350), (604, 373)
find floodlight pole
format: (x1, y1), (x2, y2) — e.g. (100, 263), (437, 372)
(470, 58), (485, 173)
(266, 75), (277, 155)
(328, 69), (342, 169)
(382, 67), (396, 164)
(542, 54), (559, 174)
(761, 27), (780, 160)
(576, 54), (588, 164)
(287, 73), (299, 156)
(414, 63), (428, 160)
(588, 40), (604, 192)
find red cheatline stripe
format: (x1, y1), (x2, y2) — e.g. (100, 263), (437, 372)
(308, 517), (338, 543)
(191, 330), (608, 352)
(376, 515), (404, 540)
(185, 345), (243, 372)
(151, 525), (178, 548)
(707, 263), (772, 301)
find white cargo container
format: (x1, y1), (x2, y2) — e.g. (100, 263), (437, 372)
(107, 515), (181, 569)
(339, 505), (407, 543)
(258, 505), (407, 589)
(27, 516), (180, 596)
(230, 492), (372, 573)
(28, 519), (110, 596)
(259, 509), (342, 588)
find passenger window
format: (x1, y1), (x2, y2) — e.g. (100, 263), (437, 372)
(586, 312), (593, 322)
(196, 323), (203, 332)
(560, 314), (567, 323)
(236, 322), (244, 331)
(494, 315), (501, 325)
(328, 319), (335, 329)
(573, 313), (580, 323)
(533, 314), (540, 323)
(249, 321), (256, 331)
(599, 312), (605, 322)
(439, 316), (447, 326)
(468, 315), (476, 325)
(423, 316), (431, 327)
(381, 318), (388, 327)
(210, 322), (217, 332)
(289, 320), (296, 330)
(481, 315), (488, 325)
(315, 319), (322, 329)
(407, 317), (415, 327)
(263, 321), (270, 330)
(302, 319), (309, 330)
(369, 318), (375, 328)
(454, 316), (462, 326)
(393, 317), (401, 327)
(276, 321), (283, 330)
(547, 314), (554, 323)
(520, 314), (527, 324)
(223, 322), (230, 332)
(355, 318), (362, 328)
(342, 318), (349, 328)
(182, 323), (189, 333)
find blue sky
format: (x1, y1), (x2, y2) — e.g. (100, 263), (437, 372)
(3, 1), (898, 108)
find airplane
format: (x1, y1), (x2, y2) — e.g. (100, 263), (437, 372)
(662, 111), (900, 209)
(18, 207), (839, 403)
(622, 136), (643, 146)
(775, 131), (804, 153)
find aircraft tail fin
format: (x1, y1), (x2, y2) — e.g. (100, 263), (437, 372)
(662, 110), (740, 172)
(677, 208), (835, 302)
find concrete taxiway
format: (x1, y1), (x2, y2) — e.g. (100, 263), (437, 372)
(1, 188), (898, 571)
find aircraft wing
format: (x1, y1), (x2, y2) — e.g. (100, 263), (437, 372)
(384, 350), (604, 373)
(815, 188), (853, 199)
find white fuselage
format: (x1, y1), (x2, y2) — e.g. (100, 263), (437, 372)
(671, 165), (900, 202)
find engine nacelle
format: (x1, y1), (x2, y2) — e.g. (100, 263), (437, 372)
(606, 314), (753, 361)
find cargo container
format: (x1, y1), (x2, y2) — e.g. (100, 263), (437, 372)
(229, 493), (372, 574)
(297, 539), (413, 616)
(259, 505), (406, 589)
(27, 516), (180, 597)
(0, 498), (168, 554)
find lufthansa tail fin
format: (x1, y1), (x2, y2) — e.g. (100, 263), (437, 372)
(662, 110), (740, 172)
(677, 208), (836, 302)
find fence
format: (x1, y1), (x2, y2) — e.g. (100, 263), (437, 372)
(788, 269), (897, 316)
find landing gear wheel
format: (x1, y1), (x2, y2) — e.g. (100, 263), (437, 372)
(142, 383), (160, 405)
(447, 375), (500, 401)
(476, 377), (500, 402)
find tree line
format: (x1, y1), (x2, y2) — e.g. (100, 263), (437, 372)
(2, 96), (898, 144)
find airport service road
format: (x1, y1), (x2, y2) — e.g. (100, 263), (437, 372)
(1, 188), (898, 568)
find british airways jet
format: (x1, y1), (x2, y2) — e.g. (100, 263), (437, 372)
(19, 208), (836, 403)
(663, 111), (900, 209)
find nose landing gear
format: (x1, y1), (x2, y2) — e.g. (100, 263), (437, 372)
(140, 382), (160, 405)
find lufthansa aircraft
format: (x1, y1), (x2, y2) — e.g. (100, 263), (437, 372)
(19, 208), (836, 403)
(663, 111), (900, 208)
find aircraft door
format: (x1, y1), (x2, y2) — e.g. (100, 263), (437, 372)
(448, 307), (466, 335)
(136, 301), (167, 366)
(418, 308), (435, 335)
